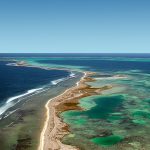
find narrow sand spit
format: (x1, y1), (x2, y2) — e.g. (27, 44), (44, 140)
(38, 72), (112, 150)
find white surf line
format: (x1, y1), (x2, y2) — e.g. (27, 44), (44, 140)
(0, 88), (44, 117)
(38, 72), (87, 150)
(76, 72), (87, 86)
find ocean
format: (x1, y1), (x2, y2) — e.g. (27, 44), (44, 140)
(26, 53), (150, 150)
(0, 60), (71, 117)
(1, 53), (150, 150)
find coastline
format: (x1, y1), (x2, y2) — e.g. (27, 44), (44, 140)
(1, 55), (150, 149)
(0, 60), (76, 118)
(0, 59), (83, 150)
(0, 60), (72, 119)
(38, 72), (87, 150)
(38, 72), (112, 150)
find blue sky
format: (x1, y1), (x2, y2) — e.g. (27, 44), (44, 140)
(0, 0), (150, 53)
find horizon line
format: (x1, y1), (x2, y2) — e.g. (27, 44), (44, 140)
(0, 52), (150, 54)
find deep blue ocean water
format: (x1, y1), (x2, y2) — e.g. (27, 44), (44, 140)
(36, 55), (150, 73)
(0, 60), (70, 115)
(0, 53), (150, 58)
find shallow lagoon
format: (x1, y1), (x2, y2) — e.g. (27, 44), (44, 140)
(61, 70), (150, 149)
(62, 94), (126, 148)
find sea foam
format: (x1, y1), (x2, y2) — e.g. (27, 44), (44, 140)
(51, 72), (76, 85)
(0, 88), (43, 116)
(0, 72), (76, 117)
(51, 78), (66, 85)
(70, 72), (76, 77)
(6, 88), (43, 103)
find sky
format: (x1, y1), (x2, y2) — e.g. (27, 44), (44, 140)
(0, 0), (150, 53)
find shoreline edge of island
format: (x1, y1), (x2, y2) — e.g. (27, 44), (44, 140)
(38, 72), (87, 150)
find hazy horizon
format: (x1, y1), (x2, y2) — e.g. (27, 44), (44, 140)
(0, 52), (150, 54)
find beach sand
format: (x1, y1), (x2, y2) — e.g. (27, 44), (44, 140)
(38, 72), (112, 150)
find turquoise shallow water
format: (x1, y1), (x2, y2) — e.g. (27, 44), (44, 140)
(91, 135), (123, 146)
(63, 94), (124, 120)
(62, 94), (126, 147)
(61, 71), (150, 149)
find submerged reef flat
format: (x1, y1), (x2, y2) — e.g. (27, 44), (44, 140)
(61, 72), (150, 150)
